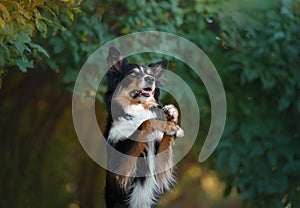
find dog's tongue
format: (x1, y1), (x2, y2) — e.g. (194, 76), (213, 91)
(141, 88), (152, 97)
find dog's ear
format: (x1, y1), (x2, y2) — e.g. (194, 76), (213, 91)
(149, 60), (168, 91)
(148, 60), (168, 101)
(148, 59), (168, 78)
(107, 46), (128, 71)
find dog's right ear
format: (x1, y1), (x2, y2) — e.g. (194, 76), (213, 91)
(107, 46), (128, 71)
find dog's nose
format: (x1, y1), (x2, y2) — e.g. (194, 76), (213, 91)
(144, 76), (154, 84)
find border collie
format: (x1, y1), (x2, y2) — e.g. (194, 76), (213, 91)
(104, 47), (184, 208)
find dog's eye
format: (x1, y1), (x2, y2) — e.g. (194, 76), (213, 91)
(131, 72), (138, 76)
(146, 69), (153, 75)
(131, 71), (139, 76)
(130, 68), (140, 76)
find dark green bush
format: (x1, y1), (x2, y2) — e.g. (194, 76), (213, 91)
(0, 0), (299, 207)
(210, 1), (300, 207)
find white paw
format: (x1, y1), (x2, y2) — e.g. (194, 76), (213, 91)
(175, 126), (184, 138)
(165, 123), (184, 138)
(163, 104), (178, 123)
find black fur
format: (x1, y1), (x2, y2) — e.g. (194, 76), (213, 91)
(104, 47), (169, 208)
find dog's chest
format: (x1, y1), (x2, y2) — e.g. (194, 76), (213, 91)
(108, 104), (158, 144)
(125, 104), (156, 120)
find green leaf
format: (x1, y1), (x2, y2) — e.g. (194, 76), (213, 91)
(250, 144), (264, 157)
(16, 58), (33, 72)
(10, 33), (31, 44)
(261, 71), (276, 89)
(71, 7), (81, 14)
(229, 153), (240, 174)
(41, 17), (66, 31)
(45, 0), (59, 13)
(35, 19), (47, 37)
(66, 10), (74, 21)
(216, 150), (228, 171)
(0, 45), (9, 66)
(278, 96), (290, 112)
(160, 1), (171, 9)
(127, 0), (137, 10)
(243, 67), (260, 82)
(0, 3), (10, 20)
(39, 5), (57, 17)
(63, 69), (78, 83)
(29, 43), (50, 58)
(0, 17), (5, 28)
(50, 37), (65, 54)
(14, 41), (25, 53)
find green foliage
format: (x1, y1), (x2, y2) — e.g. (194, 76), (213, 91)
(0, 0), (79, 85)
(39, 0), (113, 83)
(1, 0), (299, 207)
(210, 1), (300, 207)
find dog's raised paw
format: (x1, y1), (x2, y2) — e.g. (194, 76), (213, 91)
(164, 123), (184, 138)
(175, 125), (184, 138)
(144, 101), (159, 110)
(163, 104), (178, 123)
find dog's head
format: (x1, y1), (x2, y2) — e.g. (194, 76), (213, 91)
(105, 46), (168, 107)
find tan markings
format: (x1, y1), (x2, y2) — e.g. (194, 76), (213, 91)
(115, 140), (148, 190)
(155, 135), (174, 183)
(157, 135), (174, 153)
(129, 98), (140, 105)
(132, 68), (140, 74)
(146, 69), (154, 75)
(114, 79), (143, 106)
(141, 97), (157, 109)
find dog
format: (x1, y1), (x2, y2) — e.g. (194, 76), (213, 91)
(104, 46), (184, 208)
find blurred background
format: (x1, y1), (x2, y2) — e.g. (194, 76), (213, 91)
(0, 0), (299, 207)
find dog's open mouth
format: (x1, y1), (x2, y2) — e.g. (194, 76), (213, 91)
(141, 87), (152, 97)
(130, 88), (153, 98)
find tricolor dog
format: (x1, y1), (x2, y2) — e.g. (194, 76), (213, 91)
(104, 47), (184, 208)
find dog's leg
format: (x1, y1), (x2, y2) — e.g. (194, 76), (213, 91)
(113, 106), (183, 191)
(113, 138), (148, 190)
(138, 119), (184, 139)
(154, 105), (180, 184)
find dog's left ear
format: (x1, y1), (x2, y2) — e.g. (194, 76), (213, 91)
(148, 59), (168, 79)
(149, 60), (168, 101)
(107, 46), (128, 71)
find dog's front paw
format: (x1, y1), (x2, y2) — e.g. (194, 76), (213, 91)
(163, 104), (179, 124)
(175, 126), (184, 138)
(164, 122), (184, 138)
(144, 101), (159, 110)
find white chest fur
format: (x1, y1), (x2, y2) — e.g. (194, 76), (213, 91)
(107, 104), (157, 144)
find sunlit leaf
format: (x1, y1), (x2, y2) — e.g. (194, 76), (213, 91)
(0, 3), (10, 20)
(0, 17), (5, 28)
(35, 19), (47, 37)
(66, 9), (74, 21)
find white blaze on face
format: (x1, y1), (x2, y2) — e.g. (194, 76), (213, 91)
(139, 66), (155, 91)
